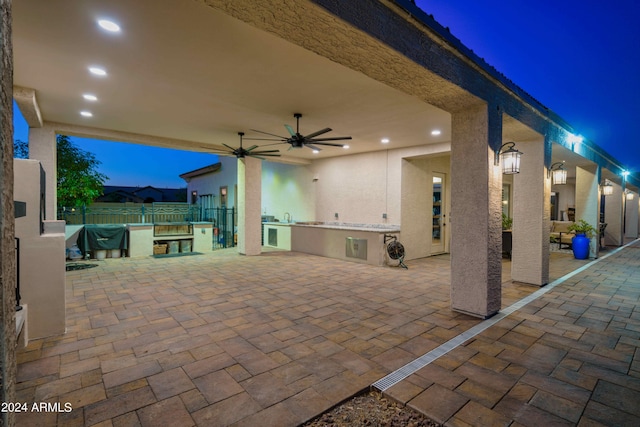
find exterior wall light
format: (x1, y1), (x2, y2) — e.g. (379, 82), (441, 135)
(548, 162), (567, 185)
(601, 180), (614, 196)
(568, 134), (582, 151)
(625, 190), (635, 201)
(496, 142), (522, 174)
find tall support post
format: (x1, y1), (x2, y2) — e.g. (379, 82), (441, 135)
(512, 138), (549, 285)
(0, 1), (17, 425)
(27, 124), (56, 220)
(625, 191), (639, 239)
(237, 156), (262, 256)
(603, 180), (623, 247)
(450, 104), (503, 318)
(575, 166), (601, 257)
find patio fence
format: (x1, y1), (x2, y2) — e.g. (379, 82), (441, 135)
(58, 202), (201, 225)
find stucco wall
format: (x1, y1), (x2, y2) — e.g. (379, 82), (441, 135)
(14, 160), (66, 339)
(261, 161), (315, 223)
(311, 144), (450, 227)
(187, 157), (238, 209)
(1, 1), (16, 423)
(552, 182), (576, 220)
(401, 155), (451, 260)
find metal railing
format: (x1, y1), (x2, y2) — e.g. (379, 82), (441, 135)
(209, 207), (236, 248)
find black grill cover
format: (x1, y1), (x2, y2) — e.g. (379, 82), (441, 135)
(78, 225), (128, 253)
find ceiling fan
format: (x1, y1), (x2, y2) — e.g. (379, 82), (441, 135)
(247, 113), (352, 151)
(203, 132), (281, 159)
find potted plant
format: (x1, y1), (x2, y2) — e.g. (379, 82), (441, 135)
(502, 214), (513, 258)
(567, 219), (596, 259)
(502, 213), (513, 230)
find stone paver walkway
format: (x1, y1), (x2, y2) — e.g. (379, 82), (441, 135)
(384, 241), (640, 426)
(15, 247), (613, 426)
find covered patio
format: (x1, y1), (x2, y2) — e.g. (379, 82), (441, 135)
(16, 249), (595, 426)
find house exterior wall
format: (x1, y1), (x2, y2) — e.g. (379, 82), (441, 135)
(401, 155), (451, 260)
(311, 143), (450, 227)
(188, 157), (238, 209)
(186, 157), (316, 222)
(552, 182), (576, 220)
(262, 161), (315, 223)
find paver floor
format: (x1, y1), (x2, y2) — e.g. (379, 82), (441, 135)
(15, 246), (624, 426)
(384, 242), (640, 426)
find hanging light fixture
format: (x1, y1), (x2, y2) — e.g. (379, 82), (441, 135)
(496, 142), (523, 174)
(601, 180), (614, 196)
(548, 162), (567, 185)
(625, 190), (635, 200)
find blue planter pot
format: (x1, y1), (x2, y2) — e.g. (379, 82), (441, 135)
(572, 234), (590, 259)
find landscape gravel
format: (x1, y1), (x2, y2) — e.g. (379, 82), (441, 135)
(302, 390), (440, 427)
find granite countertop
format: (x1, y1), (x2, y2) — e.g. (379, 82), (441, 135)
(292, 221), (400, 233)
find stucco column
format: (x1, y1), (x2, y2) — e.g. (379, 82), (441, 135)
(511, 139), (549, 286)
(1, 1), (17, 424)
(603, 181), (623, 246)
(575, 166), (600, 257)
(27, 124), (56, 220)
(625, 191), (639, 238)
(450, 104), (502, 318)
(237, 156), (262, 255)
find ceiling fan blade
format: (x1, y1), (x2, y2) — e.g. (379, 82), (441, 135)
(255, 141), (288, 147)
(249, 129), (288, 139)
(253, 153), (281, 157)
(308, 136), (352, 142)
(304, 128), (332, 139)
(243, 137), (283, 141)
(285, 124), (296, 137)
(252, 149), (281, 154)
(305, 144), (323, 151)
(309, 141), (346, 147)
(222, 143), (237, 151)
(245, 145), (259, 152)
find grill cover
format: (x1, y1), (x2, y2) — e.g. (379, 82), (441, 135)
(78, 225), (128, 253)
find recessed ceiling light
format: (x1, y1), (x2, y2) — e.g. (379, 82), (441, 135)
(97, 19), (121, 33)
(83, 94), (98, 101)
(343, 145), (350, 149)
(381, 138), (390, 144)
(80, 111), (93, 117)
(312, 150), (319, 154)
(431, 129), (442, 136)
(88, 66), (107, 76)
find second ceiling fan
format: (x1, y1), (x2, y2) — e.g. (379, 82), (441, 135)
(248, 113), (352, 151)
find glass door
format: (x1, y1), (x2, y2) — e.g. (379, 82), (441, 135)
(432, 173), (445, 254)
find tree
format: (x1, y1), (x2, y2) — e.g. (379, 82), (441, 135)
(14, 139), (28, 159)
(56, 135), (108, 207)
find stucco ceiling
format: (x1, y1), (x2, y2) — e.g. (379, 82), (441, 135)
(13, 0), (456, 162)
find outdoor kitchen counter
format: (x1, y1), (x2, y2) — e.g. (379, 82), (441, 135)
(289, 222), (401, 266)
(262, 222), (293, 250)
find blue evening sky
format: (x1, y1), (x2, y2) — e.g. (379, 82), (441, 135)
(13, 0), (640, 187)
